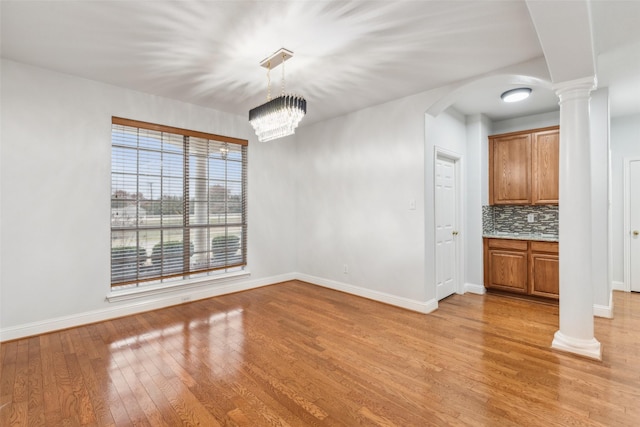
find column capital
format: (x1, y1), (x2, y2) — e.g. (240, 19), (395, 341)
(553, 76), (597, 101)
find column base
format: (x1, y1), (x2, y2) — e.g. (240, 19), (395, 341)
(551, 330), (602, 360)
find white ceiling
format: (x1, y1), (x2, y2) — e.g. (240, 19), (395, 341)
(2, 1), (639, 125)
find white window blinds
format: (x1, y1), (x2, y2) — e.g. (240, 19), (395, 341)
(111, 117), (248, 288)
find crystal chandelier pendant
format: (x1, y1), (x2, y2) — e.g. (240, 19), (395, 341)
(249, 94), (307, 142)
(249, 49), (306, 142)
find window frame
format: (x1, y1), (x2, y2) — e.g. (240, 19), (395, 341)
(110, 117), (248, 289)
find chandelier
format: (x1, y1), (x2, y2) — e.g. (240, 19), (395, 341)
(249, 48), (307, 142)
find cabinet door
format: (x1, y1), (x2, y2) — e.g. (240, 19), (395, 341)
(529, 253), (559, 299)
(532, 129), (559, 204)
(486, 249), (528, 293)
(489, 134), (531, 204)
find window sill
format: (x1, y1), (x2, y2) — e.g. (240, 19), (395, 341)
(106, 270), (251, 303)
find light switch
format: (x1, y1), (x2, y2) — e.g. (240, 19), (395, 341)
(409, 199), (416, 210)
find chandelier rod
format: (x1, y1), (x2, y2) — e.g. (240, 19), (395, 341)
(281, 52), (285, 96)
(266, 60), (271, 102)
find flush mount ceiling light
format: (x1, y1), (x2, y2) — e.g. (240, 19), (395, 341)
(249, 48), (307, 142)
(501, 87), (532, 103)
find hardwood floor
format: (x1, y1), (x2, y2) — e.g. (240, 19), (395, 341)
(1, 281), (640, 426)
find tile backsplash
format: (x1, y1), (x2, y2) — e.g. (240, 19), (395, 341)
(482, 205), (558, 235)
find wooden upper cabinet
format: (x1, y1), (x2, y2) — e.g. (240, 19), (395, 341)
(489, 133), (531, 204)
(489, 126), (559, 205)
(531, 129), (559, 204)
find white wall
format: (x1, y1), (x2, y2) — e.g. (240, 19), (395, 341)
(491, 110), (560, 135)
(589, 88), (612, 312)
(610, 114), (640, 286)
(426, 108), (469, 298)
(0, 59), (297, 338)
(1, 57), (592, 339)
(465, 114), (491, 291)
(295, 90), (442, 310)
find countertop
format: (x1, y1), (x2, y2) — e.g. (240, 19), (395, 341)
(482, 232), (559, 242)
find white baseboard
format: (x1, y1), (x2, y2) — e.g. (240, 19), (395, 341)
(296, 273), (438, 314)
(612, 281), (625, 291)
(593, 289), (614, 319)
(593, 303), (613, 318)
(464, 282), (486, 295)
(0, 272), (296, 342)
(4, 270), (624, 342)
(0, 273), (487, 341)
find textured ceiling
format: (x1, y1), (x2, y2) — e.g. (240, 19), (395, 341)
(1, 1), (639, 124)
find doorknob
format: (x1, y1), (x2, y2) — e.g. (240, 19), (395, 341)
(634, 230), (639, 237)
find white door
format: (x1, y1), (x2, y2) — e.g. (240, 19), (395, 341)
(630, 160), (640, 292)
(435, 155), (458, 300)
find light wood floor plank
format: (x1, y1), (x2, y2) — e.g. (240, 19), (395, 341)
(2, 281), (640, 426)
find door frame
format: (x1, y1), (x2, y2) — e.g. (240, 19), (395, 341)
(623, 156), (640, 292)
(434, 146), (464, 298)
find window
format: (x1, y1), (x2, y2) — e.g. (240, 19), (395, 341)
(110, 117), (248, 289)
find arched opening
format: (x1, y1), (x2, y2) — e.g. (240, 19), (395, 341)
(423, 70), (557, 304)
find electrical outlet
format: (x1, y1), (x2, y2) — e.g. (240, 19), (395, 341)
(527, 213), (535, 223)
(343, 264), (349, 274)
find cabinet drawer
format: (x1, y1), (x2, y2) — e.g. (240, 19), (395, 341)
(487, 239), (528, 251)
(530, 241), (558, 254)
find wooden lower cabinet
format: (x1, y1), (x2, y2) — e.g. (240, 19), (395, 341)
(484, 239), (528, 294)
(484, 238), (559, 299)
(529, 241), (559, 299)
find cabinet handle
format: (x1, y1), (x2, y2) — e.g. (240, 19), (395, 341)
(452, 231), (459, 236)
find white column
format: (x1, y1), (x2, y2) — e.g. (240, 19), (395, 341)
(551, 76), (602, 360)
